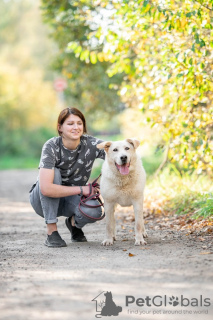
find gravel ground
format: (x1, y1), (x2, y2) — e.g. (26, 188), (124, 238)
(0, 169), (212, 320)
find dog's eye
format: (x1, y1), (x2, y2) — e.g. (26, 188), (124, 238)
(113, 148), (118, 152)
(125, 147), (130, 150)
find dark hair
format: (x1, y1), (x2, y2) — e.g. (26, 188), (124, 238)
(57, 107), (87, 136)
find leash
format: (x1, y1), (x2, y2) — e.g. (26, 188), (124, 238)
(78, 174), (105, 221)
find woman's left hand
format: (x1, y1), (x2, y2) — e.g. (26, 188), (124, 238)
(91, 185), (99, 195)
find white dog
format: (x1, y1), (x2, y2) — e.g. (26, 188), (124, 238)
(97, 139), (147, 246)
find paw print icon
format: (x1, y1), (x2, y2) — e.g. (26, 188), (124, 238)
(169, 296), (179, 306)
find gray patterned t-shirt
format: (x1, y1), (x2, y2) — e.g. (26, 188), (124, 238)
(39, 135), (105, 186)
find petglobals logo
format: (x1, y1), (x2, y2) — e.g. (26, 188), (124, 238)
(92, 291), (122, 318)
(125, 295), (211, 308)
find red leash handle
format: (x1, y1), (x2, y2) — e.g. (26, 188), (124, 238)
(78, 174), (105, 221)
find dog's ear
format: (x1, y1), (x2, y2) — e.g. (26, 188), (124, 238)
(97, 141), (112, 152)
(126, 138), (140, 149)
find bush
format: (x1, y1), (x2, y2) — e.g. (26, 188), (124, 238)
(193, 193), (213, 219)
(0, 127), (56, 158)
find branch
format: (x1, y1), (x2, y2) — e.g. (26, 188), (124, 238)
(154, 142), (170, 178)
(194, 0), (213, 11)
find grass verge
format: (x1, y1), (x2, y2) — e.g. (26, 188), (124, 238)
(146, 168), (213, 219)
(0, 156), (39, 169)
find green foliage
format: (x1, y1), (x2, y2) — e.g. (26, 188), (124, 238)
(149, 168), (213, 218)
(165, 191), (202, 216)
(90, 164), (102, 180)
(142, 149), (164, 175)
(0, 127), (55, 158)
(0, 126), (56, 169)
(41, 0), (213, 175)
(41, 0), (123, 123)
(165, 191), (213, 219)
(193, 193), (213, 218)
(0, 156), (40, 170)
(0, 0), (61, 163)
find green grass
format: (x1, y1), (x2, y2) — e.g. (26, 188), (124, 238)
(0, 156), (39, 169)
(147, 168), (213, 219)
(164, 190), (213, 220)
(193, 193), (213, 219)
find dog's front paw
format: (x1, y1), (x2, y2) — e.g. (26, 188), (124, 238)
(102, 239), (114, 246)
(143, 230), (148, 238)
(135, 238), (147, 246)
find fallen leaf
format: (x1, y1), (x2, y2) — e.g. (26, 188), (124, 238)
(199, 237), (205, 242)
(123, 249), (127, 251)
(186, 219), (193, 224)
(128, 253), (136, 257)
(204, 227), (213, 233)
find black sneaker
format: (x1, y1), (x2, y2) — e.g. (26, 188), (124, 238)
(44, 231), (67, 247)
(65, 217), (87, 242)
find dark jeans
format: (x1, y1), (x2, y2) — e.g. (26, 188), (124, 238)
(29, 168), (102, 229)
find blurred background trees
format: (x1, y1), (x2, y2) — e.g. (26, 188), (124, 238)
(0, 0), (59, 164)
(41, 0), (213, 176)
(1, 0), (212, 178)
(0, 0), (123, 168)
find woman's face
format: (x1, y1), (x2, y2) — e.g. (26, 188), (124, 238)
(58, 114), (84, 141)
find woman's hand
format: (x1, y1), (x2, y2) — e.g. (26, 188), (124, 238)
(39, 168), (92, 198)
(39, 168), (100, 198)
(82, 185), (99, 196)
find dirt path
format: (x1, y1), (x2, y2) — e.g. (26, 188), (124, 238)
(0, 170), (212, 320)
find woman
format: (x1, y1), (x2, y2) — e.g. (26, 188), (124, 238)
(29, 107), (105, 248)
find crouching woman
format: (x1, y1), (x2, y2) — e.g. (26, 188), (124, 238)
(29, 107), (105, 248)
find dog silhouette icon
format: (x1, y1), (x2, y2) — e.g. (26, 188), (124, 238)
(101, 291), (122, 316)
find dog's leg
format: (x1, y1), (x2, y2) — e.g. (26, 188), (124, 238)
(132, 197), (147, 246)
(102, 202), (115, 246)
(113, 212), (116, 241)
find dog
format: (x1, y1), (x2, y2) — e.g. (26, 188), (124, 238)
(97, 139), (147, 246)
(101, 291), (122, 316)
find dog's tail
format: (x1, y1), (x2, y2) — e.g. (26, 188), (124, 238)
(117, 306), (122, 312)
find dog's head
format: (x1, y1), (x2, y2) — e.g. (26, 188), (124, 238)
(104, 291), (112, 299)
(97, 139), (140, 175)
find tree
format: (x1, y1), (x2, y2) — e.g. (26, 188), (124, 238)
(41, 0), (123, 128)
(0, 0), (58, 157)
(41, 0), (213, 175)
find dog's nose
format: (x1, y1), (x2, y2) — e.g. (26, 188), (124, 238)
(120, 155), (127, 163)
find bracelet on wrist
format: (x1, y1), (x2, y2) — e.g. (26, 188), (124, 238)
(79, 186), (83, 196)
